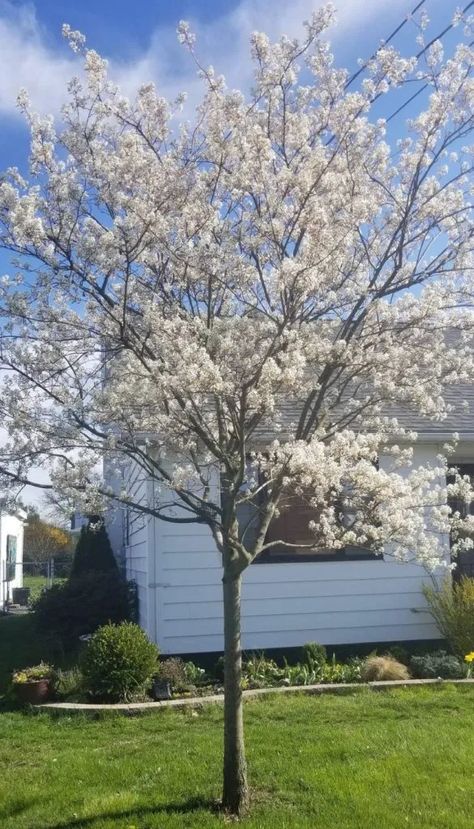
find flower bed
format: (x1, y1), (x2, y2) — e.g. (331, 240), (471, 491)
(12, 623), (472, 708)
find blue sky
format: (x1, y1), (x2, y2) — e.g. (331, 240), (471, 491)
(0, 0), (467, 174)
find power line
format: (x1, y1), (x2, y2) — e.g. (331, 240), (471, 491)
(374, 1), (474, 122)
(325, 1), (473, 144)
(386, 37), (474, 123)
(415, 0), (474, 61)
(345, 0), (426, 90)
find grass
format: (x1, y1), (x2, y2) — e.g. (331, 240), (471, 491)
(0, 685), (473, 828)
(22, 575), (66, 602)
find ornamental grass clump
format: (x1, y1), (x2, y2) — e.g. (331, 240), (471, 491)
(361, 655), (410, 682)
(81, 622), (159, 702)
(424, 577), (474, 658)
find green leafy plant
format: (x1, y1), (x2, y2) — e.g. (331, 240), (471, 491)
(464, 651), (474, 678)
(81, 622), (159, 702)
(242, 654), (283, 688)
(241, 652), (364, 689)
(183, 661), (207, 685)
(301, 642), (327, 669)
(322, 656), (363, 684)
(279, 662), (321, 686)
(410, 650), (467, 679)
(55, 667), (85, 700)
(424, 577), (474, 658)
(11, 662), (55, 684)
(361, 655), (410, 682)
(33, 570), (135, 647)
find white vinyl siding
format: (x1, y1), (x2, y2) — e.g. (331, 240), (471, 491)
(121, 460), (151, 638)
(148, 444), (447, 654)
(105, 443), (457, 654)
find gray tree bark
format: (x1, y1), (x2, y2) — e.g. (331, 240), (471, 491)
(221, 570), (249, 814)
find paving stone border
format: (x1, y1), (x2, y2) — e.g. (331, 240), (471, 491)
(35, 677), (474, 714)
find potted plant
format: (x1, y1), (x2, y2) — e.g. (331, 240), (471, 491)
(11, 663), (55, 704)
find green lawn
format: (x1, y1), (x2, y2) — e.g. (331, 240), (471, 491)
(22, 574), (50, 602)
(22, 575), (66, 603)
(0, 686), (473, 828)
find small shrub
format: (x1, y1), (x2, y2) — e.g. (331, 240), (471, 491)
(55, 668), (85, 700)
(33, 571), (134, 647)
(81, 622), (159, 702)
(410, 650), (467, 680)
(301, 642), (327, 669)
(424, 577), (474, 658)
(361, 655), (410, 682)
(157, 658), (187, 689)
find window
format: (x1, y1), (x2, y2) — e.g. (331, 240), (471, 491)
(5, 535), (17, 582)
(252, 484), (378, 564)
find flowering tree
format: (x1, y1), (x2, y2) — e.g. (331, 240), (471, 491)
(23, 509), (73, 569)
(1, 6), (474, 813)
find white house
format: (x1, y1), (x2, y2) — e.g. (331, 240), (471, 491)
(106, 386), (474, 655)
(0, 509), (26, 609)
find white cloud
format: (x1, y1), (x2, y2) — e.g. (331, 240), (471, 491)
(0, 2), (77, 117)
(0, 0), (410, 119)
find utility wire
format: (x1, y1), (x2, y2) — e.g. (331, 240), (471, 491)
(345, 0), (426, 90)
(415, 0), (474, 60)
(374, 1), (474, 121)
(386, 38), (474, 123)
(325, 1), (473, 143)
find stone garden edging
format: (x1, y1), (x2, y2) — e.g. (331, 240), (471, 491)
(35, 677), (474, 714)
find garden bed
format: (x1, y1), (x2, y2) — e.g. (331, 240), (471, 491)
(35, 676), (474, 713)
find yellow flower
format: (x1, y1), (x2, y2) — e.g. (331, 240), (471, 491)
(464, 652), (474, 663)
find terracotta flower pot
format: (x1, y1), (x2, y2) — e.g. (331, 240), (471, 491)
(14, 679), (51, 705)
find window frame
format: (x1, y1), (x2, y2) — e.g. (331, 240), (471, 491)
(249, 473), (381, 565)
(5, 534), (17, 582)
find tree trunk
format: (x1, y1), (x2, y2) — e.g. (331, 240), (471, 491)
(222, 570), (249, 814)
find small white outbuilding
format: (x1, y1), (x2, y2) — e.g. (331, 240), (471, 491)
(0, 509), (26, 609)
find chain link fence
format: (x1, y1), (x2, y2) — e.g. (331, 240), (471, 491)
(1, 558), (70, 611)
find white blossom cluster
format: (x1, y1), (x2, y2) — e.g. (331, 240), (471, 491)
(0, 8), (473, 575)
